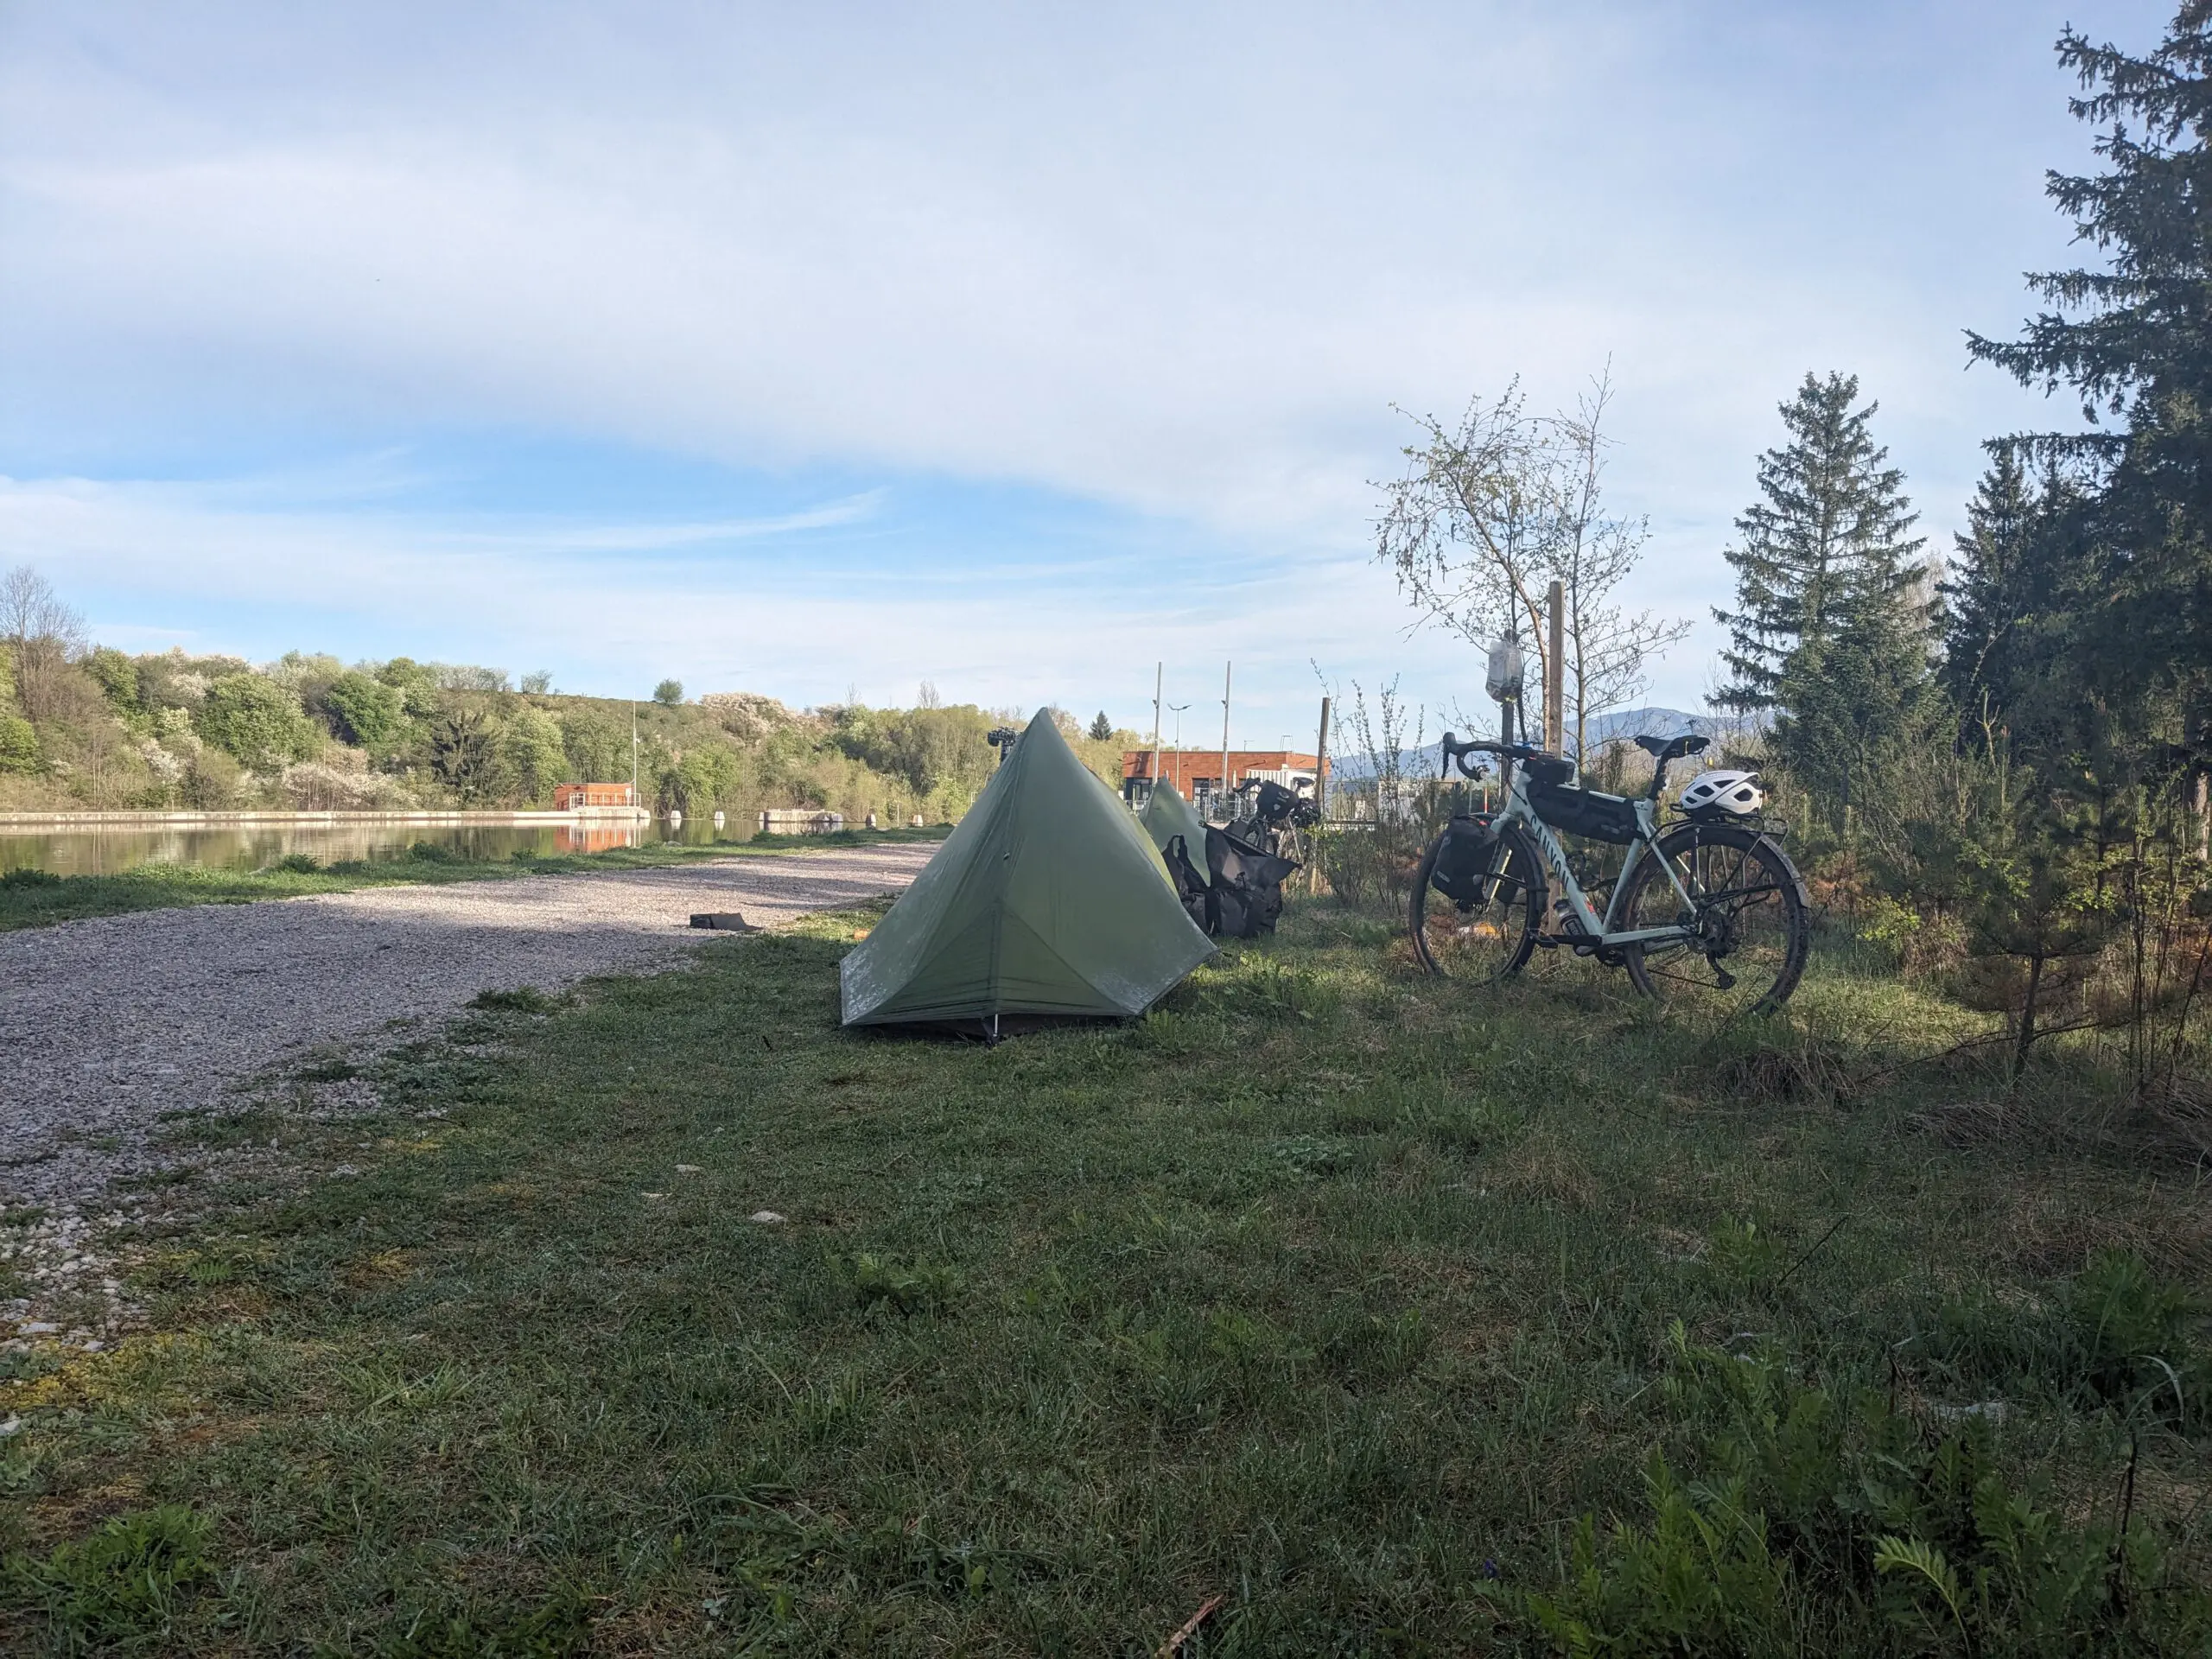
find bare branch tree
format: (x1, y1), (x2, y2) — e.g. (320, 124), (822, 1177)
(1548, 375), (1693, 764)
(1374, 372), (1688, 765)
(0, 564), (88, 725)
(0, 564), (85, 652)
(1374, 380), (1554, 670)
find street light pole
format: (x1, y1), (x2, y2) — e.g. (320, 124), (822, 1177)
(1149, 661), (1162, 800)
(1217, 661), (1231, 823)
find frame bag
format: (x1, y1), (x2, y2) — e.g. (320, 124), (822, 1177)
(1526, 781), (1640, 846)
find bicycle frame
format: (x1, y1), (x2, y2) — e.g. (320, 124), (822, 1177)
(1486, 765), (1701, 950)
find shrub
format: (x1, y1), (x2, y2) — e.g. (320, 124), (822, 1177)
(322, 671), (406, 747)
(182, 746), (245, 809)
(0, 709), (36, 774)
(1, 866), (61, 888)
(195, 674), (319, 770)
(500, 708), (569, 804)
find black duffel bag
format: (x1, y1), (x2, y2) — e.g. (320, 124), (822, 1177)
(1526, 779), (1641, 845)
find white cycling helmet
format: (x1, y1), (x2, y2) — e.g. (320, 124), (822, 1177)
(1678, 768), (1764, 819)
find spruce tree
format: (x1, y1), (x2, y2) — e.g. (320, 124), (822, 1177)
(1714, 372), (1934, 813)
(1941, 446), (2037, 718)
(1967, 2), (2212, 771)
(1940, 450), (2095, 756)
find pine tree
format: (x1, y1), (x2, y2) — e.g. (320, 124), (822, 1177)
(1714, 372), (1935, 812)
(1088, 710), (1113, 741)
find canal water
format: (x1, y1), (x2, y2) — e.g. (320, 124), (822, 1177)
(0, 816), (741, 877)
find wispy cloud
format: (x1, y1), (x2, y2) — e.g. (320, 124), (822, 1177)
(0, 0), (2165, 728)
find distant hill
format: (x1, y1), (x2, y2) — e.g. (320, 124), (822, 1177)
(1330, 708), (1728, 780)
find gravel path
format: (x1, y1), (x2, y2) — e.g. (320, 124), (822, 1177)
(0, 843), (937, 1209)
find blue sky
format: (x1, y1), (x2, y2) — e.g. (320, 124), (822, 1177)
(0, 1), (2173, 747)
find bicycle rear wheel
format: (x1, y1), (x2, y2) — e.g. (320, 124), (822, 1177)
(1618, 821), (1809, 1014)
(1410, 824), (1543, 982)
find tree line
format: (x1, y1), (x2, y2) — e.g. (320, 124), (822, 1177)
(0, 575), (1135, 825)
(1376, 4), (2212, 1096)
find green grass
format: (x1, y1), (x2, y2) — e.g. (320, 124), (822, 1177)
(0, 827), (947, 931)
(1, 905), (2206, 1652)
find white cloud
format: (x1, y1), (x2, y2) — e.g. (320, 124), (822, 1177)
(0, 0), (2176, 726)
(0, 469), (1478, 737)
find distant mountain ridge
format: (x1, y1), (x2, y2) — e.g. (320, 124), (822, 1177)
(1329, 707), (1723, 780)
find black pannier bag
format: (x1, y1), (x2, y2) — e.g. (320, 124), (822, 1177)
(1205, 825), (1300, 938)
(1427, 813), (1503, 906)
(1160, 834), (1211, 932)
(1526, 780), (1641, 845)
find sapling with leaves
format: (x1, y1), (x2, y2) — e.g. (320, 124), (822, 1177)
(1374, 371), (1688, 765)
(1960, 788), (2118, 1083)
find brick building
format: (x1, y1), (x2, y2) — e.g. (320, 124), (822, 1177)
(1121, 748), (1324, 810)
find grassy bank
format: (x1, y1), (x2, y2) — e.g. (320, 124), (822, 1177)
(0, 827), (948, 932)
(1, 906), (2207, 1651)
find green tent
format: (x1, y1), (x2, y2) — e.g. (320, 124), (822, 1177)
(840, 709), (1217, 1033)
(1137, 776), (1209, 868)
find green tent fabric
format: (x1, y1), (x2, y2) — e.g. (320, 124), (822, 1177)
(841, 709), (1217, 1032)
(1137, 777), (1209, 873)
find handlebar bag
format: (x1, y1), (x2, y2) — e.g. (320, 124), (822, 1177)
(1427, 813), (1502, 906)
(1527, 781), (1639, 845)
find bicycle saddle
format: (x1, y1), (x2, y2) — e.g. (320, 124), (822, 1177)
(1633, 734), (1710, 761)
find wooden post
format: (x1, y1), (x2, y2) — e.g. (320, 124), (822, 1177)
(1313, 696), (1332, 817)
(1311, 695), (1332, 896)
(1544, 579), (1565, 755)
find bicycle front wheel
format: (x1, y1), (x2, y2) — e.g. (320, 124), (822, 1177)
(1410, 824), (1543, 982)
(1618, 821), (1809, 1014)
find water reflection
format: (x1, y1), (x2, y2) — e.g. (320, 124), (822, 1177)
(0, 817), (740, 877)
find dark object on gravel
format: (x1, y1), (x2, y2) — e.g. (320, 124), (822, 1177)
(690, 912), (760, 931)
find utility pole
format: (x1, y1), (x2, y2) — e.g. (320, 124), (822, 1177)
(1149, 661), (1163, 802)
(1218, 661), (1232, 823)
(1544, 579), (1566, 756)
(631, 701), (639, 816)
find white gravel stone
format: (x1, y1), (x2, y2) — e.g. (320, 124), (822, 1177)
(0, 844), (932, 1210)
